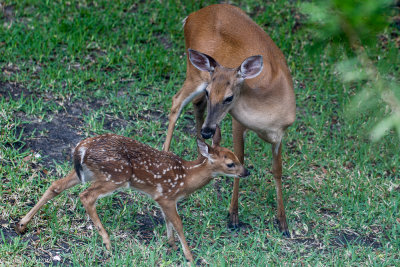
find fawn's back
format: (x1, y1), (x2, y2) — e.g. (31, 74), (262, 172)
(74, 134), (193, 200)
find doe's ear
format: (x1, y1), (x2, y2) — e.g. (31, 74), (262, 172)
(238, 55), (263, 79)
(188, 49), (219, 73)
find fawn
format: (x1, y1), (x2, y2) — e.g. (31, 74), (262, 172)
(15, 129), (249, 262)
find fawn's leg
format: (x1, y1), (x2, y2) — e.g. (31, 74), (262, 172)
(79, 180), (120, 250)
(161, 211), (178, 250)
(158, 200), (194, 262)
(16, 170), (80, 233)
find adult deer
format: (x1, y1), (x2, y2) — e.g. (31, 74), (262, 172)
(163, 4), (295, 236)
(16, 131), (249, 263)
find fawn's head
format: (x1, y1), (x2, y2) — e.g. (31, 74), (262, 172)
(196, 127), (250, 178)
(188, 48), (263, 139)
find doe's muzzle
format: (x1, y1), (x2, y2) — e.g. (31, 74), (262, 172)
(201, 126), (215, 139)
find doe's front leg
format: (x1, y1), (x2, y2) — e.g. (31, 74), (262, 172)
(271, 142), (290, 237)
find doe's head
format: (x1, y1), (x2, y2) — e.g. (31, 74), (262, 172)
(196, 126), (250, 178)
(188, 48), (263, 139)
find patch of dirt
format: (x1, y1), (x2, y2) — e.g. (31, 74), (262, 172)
(0, 82), (154, 168)
(287, 229), (382, 258)
(286, 214), (382, 254)
(154, 33), (173, 50)
(1, 4), (15, 23)
(18, 115), (84, 168)
(331, 229), (382, 249)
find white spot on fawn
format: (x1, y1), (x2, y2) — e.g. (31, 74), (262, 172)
(156, 184), (163, 194)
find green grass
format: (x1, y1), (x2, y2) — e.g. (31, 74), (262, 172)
(1, 0), (399, 265)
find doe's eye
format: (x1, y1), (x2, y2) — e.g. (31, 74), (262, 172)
(226, 163), (235, 168)
(223, 95), (234, 104)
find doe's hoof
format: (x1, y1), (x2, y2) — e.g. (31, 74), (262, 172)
(227, 213), (243, 230)
(274, 218), (290, 238)
(282, 230), (291, 238)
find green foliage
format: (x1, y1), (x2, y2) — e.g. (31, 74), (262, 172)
(300, 0), (393, 47)
(300, 0), (400, 141)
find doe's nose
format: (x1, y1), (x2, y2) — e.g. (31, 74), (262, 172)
(201, 127), (215, 139)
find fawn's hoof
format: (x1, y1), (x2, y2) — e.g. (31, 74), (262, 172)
(105, 242), (112, 251)
(14, 222), (27, 235)
(167, 243), (179, 254)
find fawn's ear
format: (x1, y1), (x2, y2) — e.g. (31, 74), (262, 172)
(197, 139), (214, 162)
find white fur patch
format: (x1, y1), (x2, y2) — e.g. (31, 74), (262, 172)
(79, 146), (87, 164)
(177, 82), (208, 118)
(80, 164), (94, 183)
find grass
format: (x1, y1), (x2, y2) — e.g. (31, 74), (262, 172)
(1, 0), (399, 265)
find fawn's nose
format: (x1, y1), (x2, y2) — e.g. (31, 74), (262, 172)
(201, 127), (215, 139)
(239, 168), (250, 178)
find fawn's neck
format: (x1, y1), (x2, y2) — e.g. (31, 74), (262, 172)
(181, 156), (214, 194)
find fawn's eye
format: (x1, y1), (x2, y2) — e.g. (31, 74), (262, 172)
(226, 163), (235, 168)
(223, 95), (234, 104)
